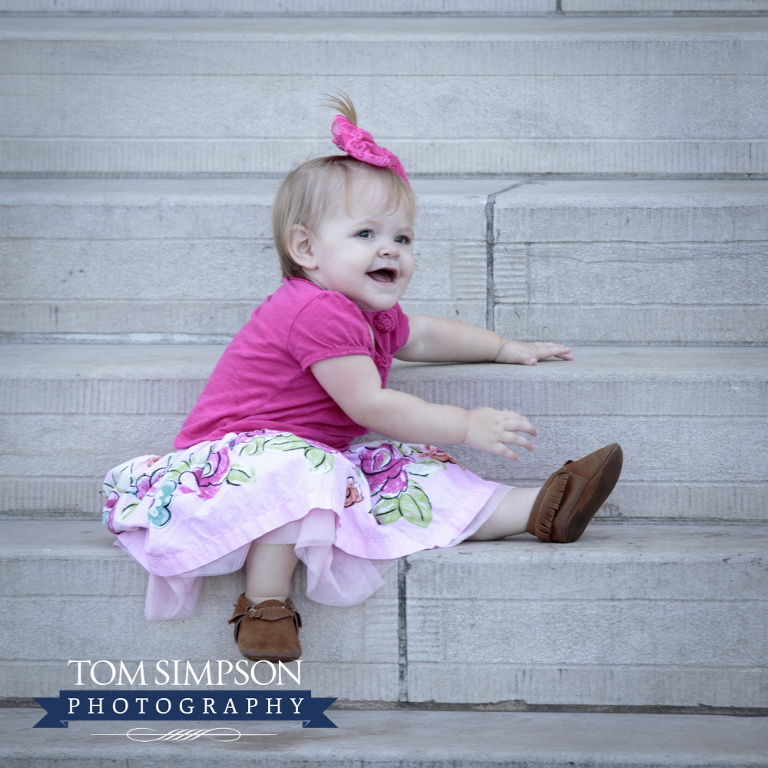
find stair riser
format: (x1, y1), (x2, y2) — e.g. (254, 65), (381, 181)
(0, 587), (400, 702)
(408, 665), (768, 708)
(3, 707), (768, 768)
(3, 477), (765, 524)
(405, 534), (768, 707)
(2, 345), (766, 521)
(6, 28), (768, 77)
(5, 245), (767, 334)
(3, 180), (767, 343)
(6, 138), (768, 176)
(493, 180), (768, 342)
(2, 19), (768, 175)
(3, 416), (766, 521)
(566, 1), (766, 10)
(2, 524), (765, 708)
(0, 0), (555, 13)
(0, 179), (491, 337)
(2, 1), (765, 13)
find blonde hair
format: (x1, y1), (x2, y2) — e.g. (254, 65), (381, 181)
(273, 95), (416, 279)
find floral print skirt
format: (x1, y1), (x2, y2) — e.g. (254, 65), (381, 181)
(101, 430), (506, 620)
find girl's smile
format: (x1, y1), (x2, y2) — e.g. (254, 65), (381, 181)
(289, 177), (415, 313)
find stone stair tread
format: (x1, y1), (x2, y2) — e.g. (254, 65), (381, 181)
(2, 521), (766, 706)
(3, 17), (768, 176)
(4, 14), (768, 36)
(3, 343), (767, 381)
(2, 0), (765, 15)
(2, 521), (765, 601)
(3, 345), (767, 412)
(0, 177), (508, 228)
(496, 177), (768, 211)
(3, 177), (766, 343)
(2, 0), (765, 733)
(4, 177), (768, 233)
(567, 0), (765, 10)
(2, 345), (767, 522)
(0, 177), (506, 339)
(0, 0), (556, 14)
(1, 708), (767, 768)
(4, 519), (766, 575)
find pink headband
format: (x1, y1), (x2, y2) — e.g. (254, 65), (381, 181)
(331, 115), (410, 186)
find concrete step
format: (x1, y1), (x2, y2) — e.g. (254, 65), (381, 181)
(1, 521), (766, 708)
(492, 179), (768, 345)
(2, 17), (767, 176)
(1, 344), (766, 522)
(2, 709), (768, 768)
(0, 0), (558, 14)
(566, 1), (766, 11)
(0, 177), (498, 339)
(3, 178), (767, 344)
(2, 0), (765, 15)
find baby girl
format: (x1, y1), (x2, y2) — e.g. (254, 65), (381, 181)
(102, 95), (622, 662)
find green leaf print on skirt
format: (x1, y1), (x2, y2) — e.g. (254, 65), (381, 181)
(373, 480), (433, 528)
(262, 434), (335, 474)
(355, 442), (459, 529)
(101, 430), (339, 532)
(227, 432), (334, 474)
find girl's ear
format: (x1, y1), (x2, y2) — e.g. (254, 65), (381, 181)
(287, 226), (317, 271)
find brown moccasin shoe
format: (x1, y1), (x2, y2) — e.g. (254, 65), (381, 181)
(526, 443), (623, 543)
(228, 594), (302, 662)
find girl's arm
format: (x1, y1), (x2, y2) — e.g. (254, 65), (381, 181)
(310, 355), (537, 461)
(395, 315), (572, 365)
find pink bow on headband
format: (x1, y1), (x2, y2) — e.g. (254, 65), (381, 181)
(331, 115), (410, 185)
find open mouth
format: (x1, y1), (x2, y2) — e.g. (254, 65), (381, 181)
(367, 268), (398, 284)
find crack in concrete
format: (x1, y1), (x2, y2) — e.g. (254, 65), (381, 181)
(485, 180), (529, 331)
(397, 557), (411, 703)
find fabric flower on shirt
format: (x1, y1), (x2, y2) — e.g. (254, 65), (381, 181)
(372, 312), (397, 333)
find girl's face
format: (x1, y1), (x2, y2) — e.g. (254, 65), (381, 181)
(293, 176), (415, 313)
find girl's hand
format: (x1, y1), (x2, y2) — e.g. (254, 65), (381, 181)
(463, 407), (537, 461)
(494, 340), (573, 366)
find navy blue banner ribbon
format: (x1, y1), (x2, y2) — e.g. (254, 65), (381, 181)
(34, 690), (336, 729)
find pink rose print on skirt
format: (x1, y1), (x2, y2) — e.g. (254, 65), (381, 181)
(180, 448), (231, 500)
(358, 443), (436, 528)
(359, 443), (413, 497)
(134, 474), (155, 500)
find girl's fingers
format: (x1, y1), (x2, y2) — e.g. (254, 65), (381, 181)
(502, 412), (537, 435)
(529, 343), (571, 362)
(508, 349), (537, 365)
(500, 431), (534, 451)
(495, 444), (520, 461)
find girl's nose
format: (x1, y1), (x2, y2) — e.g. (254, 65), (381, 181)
(378, 239), (399, 257)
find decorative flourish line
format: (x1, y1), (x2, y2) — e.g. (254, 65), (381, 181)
(91, 728), (276, 742)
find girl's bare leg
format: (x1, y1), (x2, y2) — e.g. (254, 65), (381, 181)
(244, 542), (299, 604)
(467, 486), (541, 540)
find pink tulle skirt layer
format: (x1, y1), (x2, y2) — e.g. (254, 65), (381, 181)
(101, 430), (508, 620)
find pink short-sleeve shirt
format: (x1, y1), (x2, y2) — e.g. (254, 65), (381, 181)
(175, 277), (411, 451)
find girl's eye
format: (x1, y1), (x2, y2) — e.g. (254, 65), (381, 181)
(356, 230), (373, 238)
(395, 235), (411, 245)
